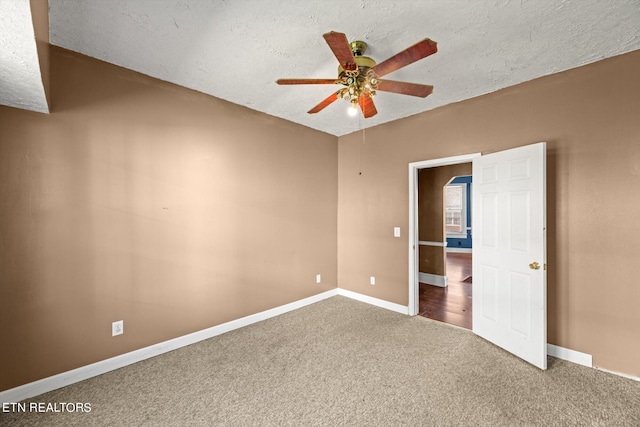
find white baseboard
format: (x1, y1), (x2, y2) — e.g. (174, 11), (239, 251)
(446, 247), (472, 253)
(547, 344), (640, 381)
(336, 288), (409, 315)
(547, 343), (592, 367)
(594, 367), (640, 382)
(418, 272), (448, 287)
(0, 289), (339, 405)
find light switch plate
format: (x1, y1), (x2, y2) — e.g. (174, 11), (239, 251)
(394, 227), (401, 237)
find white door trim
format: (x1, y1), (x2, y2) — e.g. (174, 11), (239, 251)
(408, 153), (481, 315)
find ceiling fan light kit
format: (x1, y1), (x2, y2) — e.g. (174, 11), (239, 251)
(277, 31), (437, 119)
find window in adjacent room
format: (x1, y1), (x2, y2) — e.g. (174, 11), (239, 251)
(445, 184), (466, 236)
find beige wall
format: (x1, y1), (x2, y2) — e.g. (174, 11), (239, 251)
(2, 45), (639, 391)
(0, 47), (338, 392)
(338, 50), (640, 376)
(418, 163), (472, 276)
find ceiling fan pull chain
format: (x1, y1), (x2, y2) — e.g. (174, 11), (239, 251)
(358, 115), (365, 176)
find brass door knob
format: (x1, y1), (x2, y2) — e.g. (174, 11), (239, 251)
(529, 262), (540, 270)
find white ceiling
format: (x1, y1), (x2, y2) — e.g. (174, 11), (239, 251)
(3, 1), (640, 136)
(0, 0), (49, 113)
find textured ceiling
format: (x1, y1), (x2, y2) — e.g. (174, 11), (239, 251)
(3, 1), (640, 136)
(0, 0), (49, 113)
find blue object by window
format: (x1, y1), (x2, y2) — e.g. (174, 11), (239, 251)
(446, 176), (472, 249)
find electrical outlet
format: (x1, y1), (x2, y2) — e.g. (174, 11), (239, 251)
(112, 320), (124, 336)
(370, 276), (376, 285)
(316, 274), (321, 284)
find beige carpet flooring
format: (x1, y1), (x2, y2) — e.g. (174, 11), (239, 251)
(2, 296), (639, 426)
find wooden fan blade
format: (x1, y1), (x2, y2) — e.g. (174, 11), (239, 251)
(372, 38), (437, 77)
(277, 79), (340, 85)
(359, 93), (377, 118)
(323, 31), (357, 71)
(308, 92), (339, 114)
(377, 80), (434, 97)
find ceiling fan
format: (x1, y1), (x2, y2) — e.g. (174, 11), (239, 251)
(277, 31), (437, 118)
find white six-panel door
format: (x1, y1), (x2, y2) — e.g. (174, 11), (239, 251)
(472, 142), (547, 369)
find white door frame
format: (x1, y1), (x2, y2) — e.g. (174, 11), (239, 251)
(408, 153), (481, 315)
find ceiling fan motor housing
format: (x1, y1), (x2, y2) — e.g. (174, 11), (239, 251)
(338, 40), (376, 77)
(338, 55), (377, 76)
(336, 41), (380, 104)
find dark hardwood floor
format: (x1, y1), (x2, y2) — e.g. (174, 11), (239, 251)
(418, 252), (472, 330)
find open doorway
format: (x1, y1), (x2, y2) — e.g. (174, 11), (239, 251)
(407, 153), (480, 323)
(415, 167), (473, 329)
